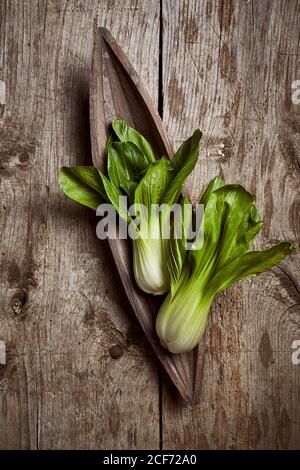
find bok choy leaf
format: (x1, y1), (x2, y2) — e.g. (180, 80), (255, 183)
(59, 166), (106, 210)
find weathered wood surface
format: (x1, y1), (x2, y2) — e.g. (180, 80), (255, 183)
(162, 0), (300, 449)
(0, 0), (160, 450)
(0, 0), (299, 450)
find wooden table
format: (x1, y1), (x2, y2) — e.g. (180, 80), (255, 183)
(0, 0), (299, 450)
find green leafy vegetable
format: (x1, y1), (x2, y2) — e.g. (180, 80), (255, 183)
(167, 196), (193, 297)
(98, 172), (132, 223)
(107, 140), (149, 202)
(199, 175), (225, 205)
(156, 183), (294, 354)
(112, 119), (156, 164)
(132, 157), (172, 294)
(59, 166), (106, 210)
(100, 125), (202, 294)
(59, 120), (202, 296)
(134, 157), (172, 207)
(162, 129), (201, 205)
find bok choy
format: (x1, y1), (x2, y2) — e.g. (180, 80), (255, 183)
(98, 121), (202, 294)
(59, 119), (202, 295)
(156, 177), (294, 354)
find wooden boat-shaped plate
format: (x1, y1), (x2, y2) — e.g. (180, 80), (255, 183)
(89, 26), (206, 404)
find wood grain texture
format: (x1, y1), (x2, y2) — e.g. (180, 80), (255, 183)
(1, 0), (299, 450)
(0, 0), (160, 450)
(161, 0), (300, 449)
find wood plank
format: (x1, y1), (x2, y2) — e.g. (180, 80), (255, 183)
(162, 0), (300, 449)
(0, 0), (160, 449)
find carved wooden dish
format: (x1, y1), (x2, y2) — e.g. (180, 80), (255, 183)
(89, 26), (206, 404)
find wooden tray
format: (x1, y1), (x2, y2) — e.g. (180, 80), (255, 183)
(89, 26), (206, 404)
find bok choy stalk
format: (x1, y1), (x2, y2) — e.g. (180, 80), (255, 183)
(156, 177), (294, 353)
(59, 119), (202, 295)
